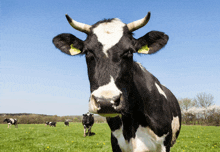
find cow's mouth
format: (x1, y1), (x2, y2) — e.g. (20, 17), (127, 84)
(89, 95), (123, 117)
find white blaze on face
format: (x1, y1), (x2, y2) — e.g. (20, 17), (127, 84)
(91, 76), (121, 100)
(93, 18), (125, 57)
(155, 83), (167, 99)
(89, 76), (122, 113)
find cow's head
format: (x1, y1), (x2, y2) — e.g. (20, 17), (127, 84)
(45, 121), (49, 126)
(53, 12), (169, 117)
(82, 112), (94, 124)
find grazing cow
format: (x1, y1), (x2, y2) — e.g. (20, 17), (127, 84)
(45, 121), (56, 127)
(53, 12), (181, 151)
(64, 121), (69, 126)
(3, 118), (18, 128)
(82, 112), (94, 137)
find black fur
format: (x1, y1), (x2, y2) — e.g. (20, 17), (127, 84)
(135, 30), (169, 54)
(53, 33), (83, 55)
(45, 121), (56, 127)
(64, 121), (69, 126)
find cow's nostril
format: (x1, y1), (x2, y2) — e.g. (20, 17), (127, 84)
(92, 95), (101, 109)
(111, 94), (121, 106)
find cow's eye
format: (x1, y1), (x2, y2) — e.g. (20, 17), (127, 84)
(122, 50), (133, 58)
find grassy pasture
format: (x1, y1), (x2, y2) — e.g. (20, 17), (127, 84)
(0, 123), (220, 152)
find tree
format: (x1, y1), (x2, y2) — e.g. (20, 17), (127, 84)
(194, 92), (214, 108)
(178, 98), (195, 111)
(178, 98), (197, 124)
(193, 92), (214, 123)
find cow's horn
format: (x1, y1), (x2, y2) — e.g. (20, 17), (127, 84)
(127, 12), (151, 32)
(65, 14), (91, 34)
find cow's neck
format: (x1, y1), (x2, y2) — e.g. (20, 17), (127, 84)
(107, 61), (166, 140)
(107, 71), (149, 142)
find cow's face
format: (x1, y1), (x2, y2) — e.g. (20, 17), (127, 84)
(45, 121), (49, 126)
(82, 113), (94, 124)
(53, 12), (169, 117)
(84, 20), (136, 117)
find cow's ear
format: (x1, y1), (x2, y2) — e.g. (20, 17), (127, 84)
(53, 33), (84, 56)
(135, 31), (169, 54)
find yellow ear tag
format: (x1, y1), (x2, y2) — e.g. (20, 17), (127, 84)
(69, 44), (81, 55)
(138, 45), (149, 54)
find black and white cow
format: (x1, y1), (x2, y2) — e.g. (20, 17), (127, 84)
(53, 12), (181, 151)
(45, 121), (56, 127)
(82, 112), (94, 137)
(64, 120), (69, 126)
(3, 118), (18, 128)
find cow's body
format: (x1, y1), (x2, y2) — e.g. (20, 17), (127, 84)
(82, 112), (94, 137)
(53, 12), (181, 151)
(106, 62), (181, 151)
(45, 121), (56, 127)
(3, 118), (18, 128)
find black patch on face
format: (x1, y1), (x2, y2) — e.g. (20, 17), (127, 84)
(84, 33), (110, 92)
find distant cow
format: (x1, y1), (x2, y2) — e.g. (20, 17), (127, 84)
(45, 121), (56, 127)
(82, 112), (94, 137)
(64, 121), (69, 126)
(3, 118), (18, 128)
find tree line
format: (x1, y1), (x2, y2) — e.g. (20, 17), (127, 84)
(178, 92), (220, 126)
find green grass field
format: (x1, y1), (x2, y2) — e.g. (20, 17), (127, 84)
(0, 123), (220, 152)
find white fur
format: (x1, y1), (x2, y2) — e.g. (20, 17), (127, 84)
(171, 116), (180, 144)
(93, 18), (125, 57)
(155, 83), (167, 99)
(112, 125), (168, 152)
(9, 118), (14, 124)
(89, 76), (122, 113)
(136, 62), (146, 71)
(91, 76), (122, 100)
(112, 125), (131, 152)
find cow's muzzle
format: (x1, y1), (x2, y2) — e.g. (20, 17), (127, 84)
(89, 94), (123, 117)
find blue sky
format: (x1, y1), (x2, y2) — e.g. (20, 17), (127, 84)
(1, 0), (220, 116)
